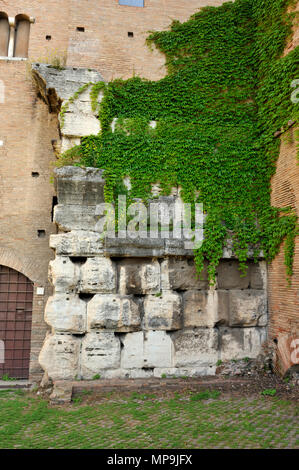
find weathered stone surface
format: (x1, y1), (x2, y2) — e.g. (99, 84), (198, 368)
(54, 204), (99, 232)
(39, 333), (80, 381)
(120, 332), (144, 369)
(50, 231), (104, 256)
(50, 381), (73, 404)
(183, 290), (210, 327)
(144, 331), (174, 368)
(168, 258), (208, 290)
(143, 292), (182, 331)
(80, 257), (116, 293)
(32, 64), (104, 103)
(104, 236), (165, 258)
(217, 290), (229, 325)
(87, 294), (141, 332)
(250, 262), (266, 289)
(45, 294), (87, 333)
(217, 260), (251, 289)
(120, 331), (174, 369)
(171, 328), (218, 367)
(81, 332), (121, 378)
(62, 87), (100, 138)
(54, 166), (105, 206)
(49, 256), (80, 293)
(118, 258), (160, 295)
(229, 290), (268, 327)
(220, 327), (267, 361)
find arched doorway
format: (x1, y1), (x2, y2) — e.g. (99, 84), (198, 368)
(0, 265), (33, 379)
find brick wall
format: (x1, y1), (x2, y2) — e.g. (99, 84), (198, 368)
(0, 60), (59, 380)
(269, 132), (299, 373)
(268, 4), (299, 375)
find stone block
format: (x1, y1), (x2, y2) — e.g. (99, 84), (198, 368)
(143, 291), (182, 330)
(87, 294), (141, 332)
(249, 262), (265, 289)
(167, 258), (208, 290)
(54, 204), (99, 232)
(39, 333), (81, 381)
(118, 258), (160, 295)
(143, 331), (174, 368)
(45, 294), (87, 334)
(50, 231), (104, 256)
(62, 89), (101, 137)
(104, 236), (165, 258)
(183, 290), (211, 327)
(81, 332), (121, 378)
(49, 256), (80, 293)
(54, 166), (105, 205)
(50, 381), (73, 404)
(217, 260), (250, 289)
(220, 327), (267, 361)
(217, 290), (229, 325)
(228, 290), (268, 327)
(79, 257), (116, 293)
(171, 328), (218, 367)
(120, 332), (144, 369)
(120, 330), (174, 369)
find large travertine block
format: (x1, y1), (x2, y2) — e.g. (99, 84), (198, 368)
(54, 204), (100, 232)
(171, 328), (218, 367)
(62, 108), (100, 138)
(45, 294), (87, 333)
(143, 331), (174, 368)
(183, 290), (218, 327)
(87, 294), (141, 332)
(250, 262), (266, 289)
(143, 292), (182, 330)
(50, 231), (104, 256)
(217, 260), (251, 289)
(228, 290), (268, 327)
(120, 331), (174, 369)
(80, 257), (116, 293)
(220, 327), (267, 361)
(49, 256), (80, 293)
(54, 166), (105, 206)
(120, 332), (144, 369)
(118, 258), (160, 294)
(39, 333), (80, 381)
(81, 332), (121, 378)
(167, 258), (209, 290)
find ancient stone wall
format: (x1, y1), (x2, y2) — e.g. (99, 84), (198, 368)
(39, 166), (268, 381)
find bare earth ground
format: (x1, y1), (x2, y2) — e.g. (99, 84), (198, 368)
(0, 375), (298, 449)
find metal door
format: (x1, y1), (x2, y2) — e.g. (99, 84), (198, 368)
(0, 265), (33, 379)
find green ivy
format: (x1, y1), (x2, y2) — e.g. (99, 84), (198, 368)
(64, 0), (299, 283)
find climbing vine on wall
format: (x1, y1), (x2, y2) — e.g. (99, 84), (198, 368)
(61, 0), (299, 283)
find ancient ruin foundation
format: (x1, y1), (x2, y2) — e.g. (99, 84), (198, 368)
(39, 167), (268, 381)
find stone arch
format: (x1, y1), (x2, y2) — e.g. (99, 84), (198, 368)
(0, 246), (42, 283)
(0, 12), (9, 57)
(14, 14), (30, 58)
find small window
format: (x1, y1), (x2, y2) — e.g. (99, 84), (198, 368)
(119, 0), (144, 7)
(0, 12), (9, 57)
(128, 32), (134, 38)
(14, 15), (30, 58)
(76, 27), (85, 32)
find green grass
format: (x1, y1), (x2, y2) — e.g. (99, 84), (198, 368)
(0, 390), (297, 449)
